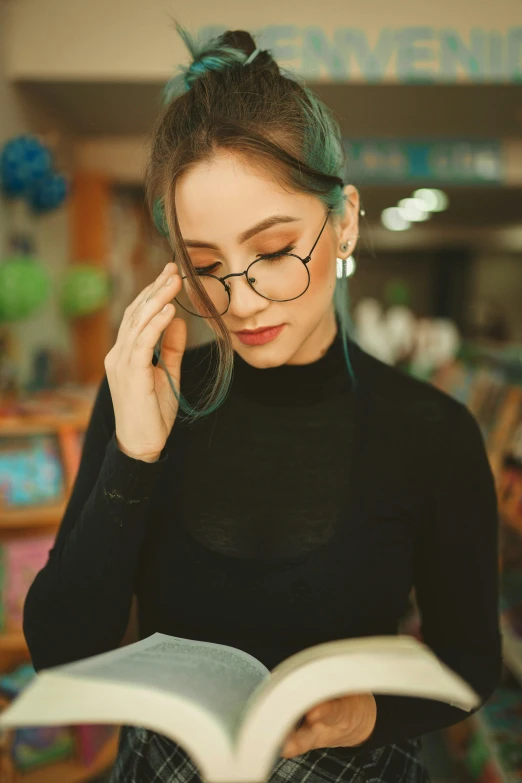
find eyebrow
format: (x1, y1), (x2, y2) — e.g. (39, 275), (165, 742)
(184, 215), (302, 250)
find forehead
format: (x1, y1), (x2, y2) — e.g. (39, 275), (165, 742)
(174, 151), (314, 239)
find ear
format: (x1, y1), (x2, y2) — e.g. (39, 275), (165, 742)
(336, 185), (360, 256)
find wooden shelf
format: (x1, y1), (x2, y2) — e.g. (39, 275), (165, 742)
(0, 633), (26, 653)
(0, 503), (66, 530)
(8, 727), (119, 783)
(0, 417), (88, 436)
(0, 392), (92, 435)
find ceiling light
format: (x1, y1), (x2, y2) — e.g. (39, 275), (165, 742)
(381, 207), (411, 231)
(398, 198), (430, 222)
(413, 188), (449, 212)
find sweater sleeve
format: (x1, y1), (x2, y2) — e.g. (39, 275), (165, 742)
(359, 401), (503, 750)
(23, 373), (169, 672)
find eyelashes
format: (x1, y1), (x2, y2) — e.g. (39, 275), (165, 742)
(194, 244), (297, 275)
(255, 244), (296, 261)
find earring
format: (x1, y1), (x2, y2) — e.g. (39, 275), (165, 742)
(340, 241), (351, 253)
(360, 208), (366, 217)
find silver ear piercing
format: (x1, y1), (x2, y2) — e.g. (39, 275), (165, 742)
(340, 239), (356, 253)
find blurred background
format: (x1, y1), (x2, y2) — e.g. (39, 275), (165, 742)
(0, 1), (522, 781)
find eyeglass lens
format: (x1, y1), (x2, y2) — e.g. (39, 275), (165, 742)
(176, 254), (310, 318)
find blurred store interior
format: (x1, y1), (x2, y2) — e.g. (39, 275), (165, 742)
(1, 1), (522, 781)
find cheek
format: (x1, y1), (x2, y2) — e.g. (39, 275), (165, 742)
(308, 245), (336, 296)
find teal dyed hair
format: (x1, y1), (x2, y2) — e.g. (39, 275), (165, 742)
(163, 25), (251, 103)
(146, 24), (356, 423)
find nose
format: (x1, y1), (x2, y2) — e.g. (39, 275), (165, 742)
(225, 272), (270, 320)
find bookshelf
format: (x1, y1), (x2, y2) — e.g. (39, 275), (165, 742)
(433, 346), (522, 783)
(0, 387), (121, 783)
(1, 729), (119, 783)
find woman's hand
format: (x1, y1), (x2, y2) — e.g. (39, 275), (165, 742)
(281, 693), (377, 759)
(105, 261), (187, 462)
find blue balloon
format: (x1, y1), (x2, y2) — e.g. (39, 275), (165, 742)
(29, 172), (68, 213)
(0, 135), (53, 197)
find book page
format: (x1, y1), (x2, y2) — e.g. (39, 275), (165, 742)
(55, 633), (270, 738)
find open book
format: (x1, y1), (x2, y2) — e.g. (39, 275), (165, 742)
(0, 633), (479, 782)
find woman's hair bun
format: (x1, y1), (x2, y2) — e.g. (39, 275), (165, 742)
(219, 29), (257, 56)
(163, 25), (279, 104)
(219, 30), (279, 75)
(219, 30), (279, 74)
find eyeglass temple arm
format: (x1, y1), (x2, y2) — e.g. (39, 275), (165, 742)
(307, 209), (332, 259)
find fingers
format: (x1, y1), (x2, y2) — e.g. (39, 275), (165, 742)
(157, 314), (188, 375)
(281, 723), (323, 759)
(118, 262), (183, 365)
(117, 261), (175, 337)
(281, 700), (346, 759)
(310, 699), (343, 726)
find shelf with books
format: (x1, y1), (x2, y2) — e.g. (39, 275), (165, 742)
(433, 351), (522, 782)
(1, 726), (119, 783)
(0, 389), (118, 781)
(0, 394), (90, 672)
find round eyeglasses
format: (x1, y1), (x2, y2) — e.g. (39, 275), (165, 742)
(173, 210), (331, 319)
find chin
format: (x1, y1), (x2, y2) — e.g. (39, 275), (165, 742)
(234, 342), (290, 369)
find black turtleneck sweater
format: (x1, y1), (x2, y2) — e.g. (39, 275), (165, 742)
(23, 327), (502, 754)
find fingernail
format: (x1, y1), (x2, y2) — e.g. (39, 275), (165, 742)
(164, 276), (173, 286)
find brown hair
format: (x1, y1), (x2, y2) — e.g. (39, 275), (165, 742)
(145, 25), (348, 422)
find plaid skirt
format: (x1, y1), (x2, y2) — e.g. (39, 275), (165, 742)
(108, 725), (430, 783)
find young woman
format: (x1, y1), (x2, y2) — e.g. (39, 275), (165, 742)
(23, 26), (502, 783)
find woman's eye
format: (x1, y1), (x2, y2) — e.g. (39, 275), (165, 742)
(191, 244), (296, 275)
(256, 245), (295, 261)
(195, 263), (219, 275)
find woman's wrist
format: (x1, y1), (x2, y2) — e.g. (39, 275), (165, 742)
(115, 436), (161, 463)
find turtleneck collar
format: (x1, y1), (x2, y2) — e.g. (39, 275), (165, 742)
(231, 319), (352, 406)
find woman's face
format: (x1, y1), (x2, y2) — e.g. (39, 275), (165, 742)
(175, 151), (359, 367)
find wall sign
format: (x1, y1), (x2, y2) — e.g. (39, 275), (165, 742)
(343, 140), (504, 184)
(200, 26), (522, 83)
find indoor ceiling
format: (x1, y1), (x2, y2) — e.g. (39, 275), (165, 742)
(17, 82), (522, 138)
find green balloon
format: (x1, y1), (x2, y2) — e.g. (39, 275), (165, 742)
(0, 256), (51, 322)
(61, 265), (110, 318)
